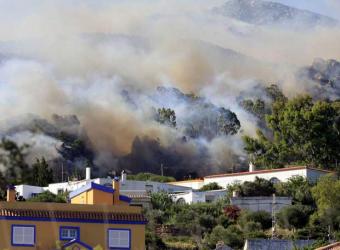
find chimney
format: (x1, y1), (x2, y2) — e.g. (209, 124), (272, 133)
(113, 177), (120, 205)
(85, 167), (91, 180)
(6, 185), (16, 202)
(232, 191), (239, 198)
(121, 170), (127, 183)
(249, 162), (255, 172)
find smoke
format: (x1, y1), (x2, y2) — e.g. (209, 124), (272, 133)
(7, 131), (63, 164)
(0, 0), (339, 176)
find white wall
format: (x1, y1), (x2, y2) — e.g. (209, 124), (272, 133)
(173, 190), (227, 204)
(16, 178), (191, 200)
(203, 169), (308, 188)
(15, 185), (44, 199)
(231, 196), (292, 213)
(167, 180), (204, 190)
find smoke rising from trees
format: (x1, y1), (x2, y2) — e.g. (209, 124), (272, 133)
(0, 0), (339, 177)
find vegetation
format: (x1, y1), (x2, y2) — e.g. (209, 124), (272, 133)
(199, 182), (223, 191)
(155, 108), (177, 127)
(145, 176), (340, 249)
(0, 138), (31, 186)
(127, 172), (176, 183)
(27, 191), (67, 203)
(243, 95), (340, 169)
(227, 177), (275, 197)
(31, 157), (54, 187)
(0, 138), (82, 200)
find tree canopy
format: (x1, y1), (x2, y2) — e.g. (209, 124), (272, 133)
(243, 96), (340, 169)
(127, 172), (176, 183)
(31, 157), (54, 187)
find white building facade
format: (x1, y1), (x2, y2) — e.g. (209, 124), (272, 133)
(15, 169), (191, 200)
(203, 166), (331, 188)
(170, 166), (333, 190)
(172, 189), (227, 204)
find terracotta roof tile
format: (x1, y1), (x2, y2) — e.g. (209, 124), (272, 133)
(0, 208), (147, 223)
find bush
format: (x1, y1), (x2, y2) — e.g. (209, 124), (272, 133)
(27, 191), (67, 203)
(127, 172), (176, 183)
(151, 192), (173, 210)
(217, 215), (232, 229)
(277, 205), (312, 230)
(241, 177), (275, 196)
(145, 231), (167, 250)
(239, 210), (272, 230)
(223, 205), (241, 221)
(275, 176), (314, 206)
(204, 225), (243, 249)
(199, 182), (223, 191)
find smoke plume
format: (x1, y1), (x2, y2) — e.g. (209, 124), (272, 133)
(0, 0), (339, 177)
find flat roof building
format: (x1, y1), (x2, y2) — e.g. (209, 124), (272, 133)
(169, 166), (333, 190)
(0, 178), (146, 250)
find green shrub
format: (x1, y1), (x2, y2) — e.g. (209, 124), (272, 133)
(277, 205), (312, 230)
(27, 191), (67, 203)
(239, 210), (272, 230)
(199, 182), (223, 191)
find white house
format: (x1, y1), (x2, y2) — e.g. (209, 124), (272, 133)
(203, 166), (332, 188)
(169, 166), (333, 190)
(15, 168), (191, 200)
(172, 189), (227, 204)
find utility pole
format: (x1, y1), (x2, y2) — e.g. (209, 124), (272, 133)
(160, 164), (164, 177)
(61, 162), (64, 182)
(272, 193), (277, 239)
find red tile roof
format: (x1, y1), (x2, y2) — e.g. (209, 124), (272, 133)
(204, 166), (334, 179)
(0, 208), (147, 223)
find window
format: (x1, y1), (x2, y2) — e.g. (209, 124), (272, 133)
(108, 229), (130, 249)
(11, 225), (35, 246)
(60, 226), (80, 240)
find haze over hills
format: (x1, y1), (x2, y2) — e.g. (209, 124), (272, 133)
(214, 0), (338, 28)
(0, 0), (339, 179)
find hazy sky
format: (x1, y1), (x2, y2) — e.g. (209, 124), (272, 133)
(272, 0), (340, 19)
(0, 0), (338, 20)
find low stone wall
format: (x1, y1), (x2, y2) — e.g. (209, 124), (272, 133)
(231, 196), (292, 213)
(243, 239), (314, 250)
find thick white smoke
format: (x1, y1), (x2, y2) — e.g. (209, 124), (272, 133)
(0, 0), (338, 174)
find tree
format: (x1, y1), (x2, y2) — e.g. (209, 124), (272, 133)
(199, 182), (223, 191)
(311, 174), (340, 216)
(0, 138), (31, 185)
(240, 177), (275, 197)
(151, 192), (173, 211)
(31, 157), (54, 186)
(27, 191), (67, 203)
(0, 172), (7, 200)
(243, 96), (340, 169)
(275, 176), (314, 206)
(241, 99), (267, 120)
(156, 108), (176, 127)
(277, 205), (312, 230)
(217, 108), (241, 136)
(265, 84), (287, 103)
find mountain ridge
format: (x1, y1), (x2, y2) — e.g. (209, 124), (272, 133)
(214, 0), (338, 28)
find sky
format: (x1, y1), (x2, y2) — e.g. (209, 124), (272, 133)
(0, 0), (338, 20)
(272, 0), (340, 19)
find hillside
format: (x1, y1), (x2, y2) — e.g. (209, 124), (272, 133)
(214, 0), (338, 28)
